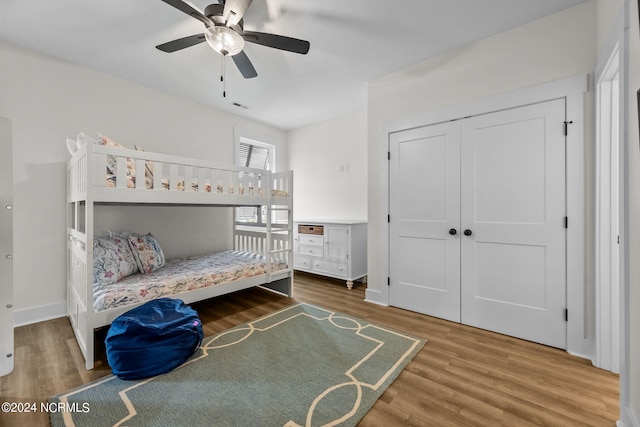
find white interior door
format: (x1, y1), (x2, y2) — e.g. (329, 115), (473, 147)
(389, 122), (461, 322)
(389, 99), (567, 349)
(459, 99), (567, 349)
(0, 117), (14, 376)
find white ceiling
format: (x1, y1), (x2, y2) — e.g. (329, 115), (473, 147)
(0, 0), (588, 130)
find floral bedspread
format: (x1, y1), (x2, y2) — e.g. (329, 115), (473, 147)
(93, 250), (287, 312)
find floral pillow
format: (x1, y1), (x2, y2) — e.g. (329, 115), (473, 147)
(93, 236), (139, 285)
(109, 233), (139, 277)
(97, 134), (135, 176)
(97, 135), (154, 189)
(127, 233), (165, 274)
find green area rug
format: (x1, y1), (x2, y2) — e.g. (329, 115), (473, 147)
(50, 303), (425, 426)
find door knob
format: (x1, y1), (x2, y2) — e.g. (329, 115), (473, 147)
(449, 228), (457, 235)
(464, 229), (473, 236)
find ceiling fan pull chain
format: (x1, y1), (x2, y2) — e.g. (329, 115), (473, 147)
(221, 55), (226, 98)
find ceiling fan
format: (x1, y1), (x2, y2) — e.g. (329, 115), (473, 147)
(156, 0), (310, 79)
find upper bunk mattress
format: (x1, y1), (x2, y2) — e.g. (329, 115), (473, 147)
(93, 250), (287, 312)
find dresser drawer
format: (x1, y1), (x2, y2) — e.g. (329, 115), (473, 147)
(298, 244), (324, 257)
(294, 255), (311, 270)
(298, 224), (324, 235)
(299, 234), (324, 246)
(311, 258), (348, 278)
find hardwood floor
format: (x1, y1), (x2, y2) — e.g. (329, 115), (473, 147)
(0, 272), (619, 426)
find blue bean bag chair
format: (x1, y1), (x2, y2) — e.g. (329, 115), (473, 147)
(105, 298), (204, 380)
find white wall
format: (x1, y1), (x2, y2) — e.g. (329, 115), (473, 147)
(0, 42), (286, 325)
(287, 110), (367, 221)
(622, 0), (640, 423)
(598, 0), (625, 51)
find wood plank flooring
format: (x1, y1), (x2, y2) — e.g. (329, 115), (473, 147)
(0, 272), (619, 426)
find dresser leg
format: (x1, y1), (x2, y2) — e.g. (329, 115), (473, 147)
(346, 280), (354, 289)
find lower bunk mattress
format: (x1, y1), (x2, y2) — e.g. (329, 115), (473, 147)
(93, 250), (288, 312)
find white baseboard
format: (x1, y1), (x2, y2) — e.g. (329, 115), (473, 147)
(567, 349), (598, 366)
(619, 404), (640, 427)
(13, 302), (66, 327)
(364, 289), (388, 306)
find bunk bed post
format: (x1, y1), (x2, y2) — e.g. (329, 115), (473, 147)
(286, 171), (294, 296)
(271, 170), (294, 297)
(265, 170), (272, 281)
(83, 143), (95, 370)
(67, 141), (95, 370)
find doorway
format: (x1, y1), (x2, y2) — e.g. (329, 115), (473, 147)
(595, 43), (621, 373)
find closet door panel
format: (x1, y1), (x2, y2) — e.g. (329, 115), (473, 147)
(460, 99), (567, 349)
(389, 122), (461, 322)
(470, 117), (547, 224)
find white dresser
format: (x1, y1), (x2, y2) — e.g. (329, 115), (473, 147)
(293, 220), (367, 289)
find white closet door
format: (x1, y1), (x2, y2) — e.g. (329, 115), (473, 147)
(389, 99), (567, 349)
(459, 99), (567, 349)
(389, 122), (461, 322)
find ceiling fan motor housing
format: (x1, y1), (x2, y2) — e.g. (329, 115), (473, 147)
(204, 3), (244, 33)
(205, 4), (228, 26)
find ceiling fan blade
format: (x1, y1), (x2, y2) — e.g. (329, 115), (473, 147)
(243, 31), (310, 54)
(223, 0), (253, 27)
(232, 50), (258, 79)
(156, 33), (206, 52)
(160, 0), (212, 26)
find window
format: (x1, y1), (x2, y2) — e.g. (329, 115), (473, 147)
(235, 136), (276, 223)
(236, 137), (275, 172)
(238, 141), (272, 170)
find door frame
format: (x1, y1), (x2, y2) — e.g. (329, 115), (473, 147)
(0, 117), (14, 377)
(595, 36), (623, 373)
(372, 74), (590, 359)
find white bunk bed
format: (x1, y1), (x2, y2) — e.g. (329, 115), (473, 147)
(66, 135), (293, 370)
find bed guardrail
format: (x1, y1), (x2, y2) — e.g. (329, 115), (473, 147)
(69, 140), (291, 202)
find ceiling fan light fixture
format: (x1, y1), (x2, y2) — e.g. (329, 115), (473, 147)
(205, 26), (245, 56)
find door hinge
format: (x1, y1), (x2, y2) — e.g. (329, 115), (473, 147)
(564, 120), (573, 136)
(564, 309), (568, 322)
(564, 216), (568, 229)
(388, 151), (391, 160)
(388, 277), (391, 286)
(388, 214), (390, 223)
